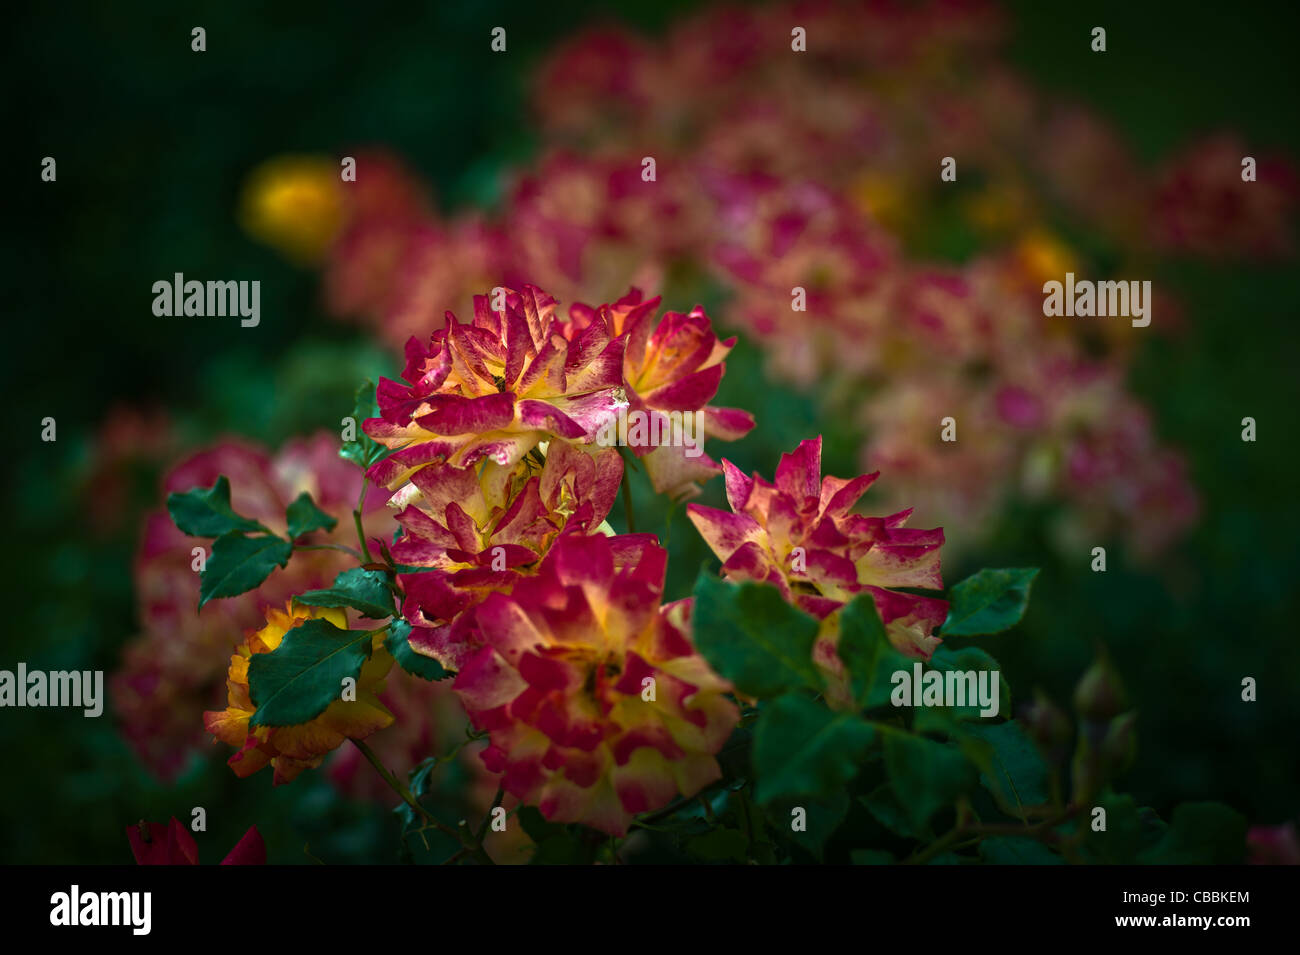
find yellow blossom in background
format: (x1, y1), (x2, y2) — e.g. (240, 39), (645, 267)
(1014, 228), (1078, 287)
(239, 155), (345, 264)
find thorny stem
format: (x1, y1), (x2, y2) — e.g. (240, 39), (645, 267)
(351, 738), (452, 834)
(295, 543), (362, 559)
(634, 778), (731, 829)
(354, 477), (373, 564)
(902, 803), (1082, 865)
(351, 737), (495, 865)
(444, 724), (489, 764)
(903, 801), (974, 866)
(631, 726), (752, 829)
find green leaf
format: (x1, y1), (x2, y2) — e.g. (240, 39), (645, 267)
(963, 721), (1051, 814)
(979, 836), (1063, 864)
(248, 618), (373, 727)
(912, 702), (963, 736)
(297, 568), (395, 619)
(927, 646), (1012, 720)
(837, 593), (912, 707)
(883, 730), (979, 830)
(764, 789), (851, 862)
(408, 757), (439, 799)
(341, 380), (388, 469)
(394, 758), (433, 824)
(517, 807), (596, 865)
(860, 785), (926, 840)
(691, 574), (824, 698)
(199, 533), (292, 608)
(285, 491), (338, 539)
(385, 620), (451, 681)
(752, 694), (875, 804)
(167, 476), (268, 537)
(1137, 801), (1247, 865)
(394, 756), (460, 864)
(941, 568), (1039, 636)
(1081, 791), (1145, 864)
(517, 806), (561, 845)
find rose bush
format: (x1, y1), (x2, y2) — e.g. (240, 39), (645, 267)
(149, 282), (1249, 864)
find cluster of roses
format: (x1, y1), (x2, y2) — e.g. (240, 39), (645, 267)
(241, 1), (1295, 559)
(190, 283), (948, 836)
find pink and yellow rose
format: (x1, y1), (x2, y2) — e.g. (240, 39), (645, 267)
(453, 532), (738, 836)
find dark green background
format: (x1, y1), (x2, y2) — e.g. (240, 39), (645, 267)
(2, 0), (1296, 863)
